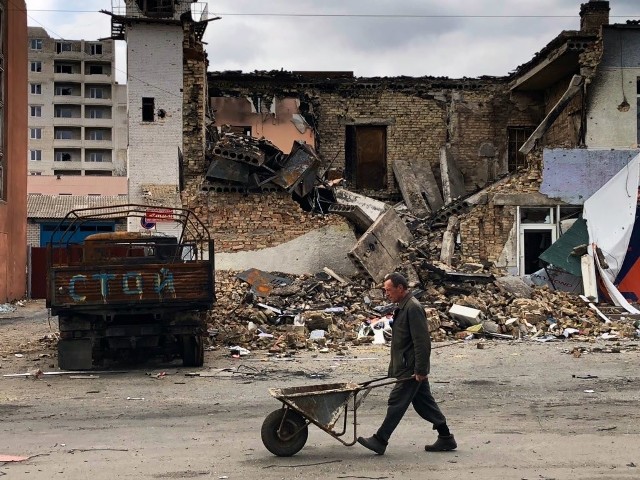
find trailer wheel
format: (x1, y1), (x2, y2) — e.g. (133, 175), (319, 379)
(182, 335), (204, 367)
(261, 408), (308, 457)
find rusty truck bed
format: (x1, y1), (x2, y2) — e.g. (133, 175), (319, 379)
(48, 261), (213, 313)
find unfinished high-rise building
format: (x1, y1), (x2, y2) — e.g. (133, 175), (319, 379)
(26, 27), (127, 178)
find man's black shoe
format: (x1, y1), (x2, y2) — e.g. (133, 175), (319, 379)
(357, 435), (387, 455)
(425, 434), (457, 452)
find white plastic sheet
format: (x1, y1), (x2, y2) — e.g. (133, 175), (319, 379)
(583, 153), (639, 281)
(583, 153), (640, 314)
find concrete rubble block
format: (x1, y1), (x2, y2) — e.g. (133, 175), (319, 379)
(424, 307), (441, 332)
(448, 304), (483, 327)
(333, 188), (388, 223)
(495, 275), (534, 299)
(392, 160), (431, 217)
(327, 204), (373, 234)
(410, 160), (444, 211)
(302, 310), (333, 331)
(439, 146), (466, 204)
(439, 215), (459, 266)
(348, 208), (414, 283)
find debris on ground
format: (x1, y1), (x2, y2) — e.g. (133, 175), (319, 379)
(206, 263), (639, 355)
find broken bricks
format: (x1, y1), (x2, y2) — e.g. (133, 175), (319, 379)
(206, 265), (638, 357)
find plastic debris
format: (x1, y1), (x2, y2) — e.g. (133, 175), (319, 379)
(309, 329), (326, 341)
(0, 303), (17, 314)
(228, 345), (251, 357)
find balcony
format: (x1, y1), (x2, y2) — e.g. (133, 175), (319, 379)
(81, 118), (113, 127)
(83, 73), (113, 84)
(53, 95), (82, 104)
(52, 117), (84, 127)
(83, 97), (113, 106)
(53, 138), (83, 148)
(52, 73), (84, 83)
(85, 148), (113, 164)
(84, 139), (113, 148)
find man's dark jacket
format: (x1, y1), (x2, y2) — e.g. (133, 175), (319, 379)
(388, 293), (431, 379)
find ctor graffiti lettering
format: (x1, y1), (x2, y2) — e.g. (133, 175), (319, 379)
(67, 269), (176, 302)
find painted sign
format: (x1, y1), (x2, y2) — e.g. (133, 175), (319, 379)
(145, 208), (175, 223)
(67, 268), (176, 303)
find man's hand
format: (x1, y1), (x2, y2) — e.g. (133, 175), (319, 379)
(414, 374), (428, 382)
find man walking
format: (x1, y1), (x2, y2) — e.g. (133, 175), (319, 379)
(357, 272), (456, 455)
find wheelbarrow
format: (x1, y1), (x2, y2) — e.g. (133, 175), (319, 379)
(261, 376), (411, 456)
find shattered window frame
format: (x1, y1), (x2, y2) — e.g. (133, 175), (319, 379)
(507, 126), (535, 172)
(519, 207), (554, 224)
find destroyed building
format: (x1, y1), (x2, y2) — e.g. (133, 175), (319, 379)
(98, 0), (638, 300)
(191, 70), (542, 275)
(184, 0), (640, 290)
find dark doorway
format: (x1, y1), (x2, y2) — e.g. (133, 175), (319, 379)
(523, 229), (553, 274)
(345, 125), (387, 189)
(30, 247), (48, 299)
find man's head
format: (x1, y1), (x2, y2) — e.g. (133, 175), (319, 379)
(383, 272), (409, 303)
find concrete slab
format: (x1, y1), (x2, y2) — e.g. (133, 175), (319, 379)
(411, 160), (444, 211)
(334, 187), (388, 222)
(392, 160), (430, 217)
(215, 222), (358, 276)
(348, 208), (413, 282)
(440, 146), (466, 204)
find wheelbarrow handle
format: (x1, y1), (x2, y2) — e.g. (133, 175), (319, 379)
(358, 376), (415, 389)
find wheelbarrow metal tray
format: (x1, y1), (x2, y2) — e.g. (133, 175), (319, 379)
(269, 382), (360, 430)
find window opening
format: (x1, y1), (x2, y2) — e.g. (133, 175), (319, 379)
(88, 130), (105, 141)
(142, 97), (155, 122)
(508, 126), (535, 172)
(56, 42), (72, 53)
(55, 64), (73, 74)
(54, 107), (73, 118)
(88, 65), (103, 75)
(89, 87), (104, 99)
(54, 86), (73, 96)
(55, 129), (73, 140)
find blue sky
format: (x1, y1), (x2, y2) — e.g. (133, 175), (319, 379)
(25, 0), (640, 84)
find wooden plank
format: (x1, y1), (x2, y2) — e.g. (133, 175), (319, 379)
(520, 75), (584, 155)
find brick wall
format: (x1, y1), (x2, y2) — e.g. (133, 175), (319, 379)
(542, 76), (583, 148)
(182, 176), (342, 252)
(27, 222), (39, 247)
(459, 152), (543, 264)
(202, 73), (548, 253)
(208, 74), (546, 197)
(126, 24), (184, 205)
(182, 24), (208, 178)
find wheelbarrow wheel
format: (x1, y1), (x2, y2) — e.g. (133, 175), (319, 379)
(261, 408), (308, 457)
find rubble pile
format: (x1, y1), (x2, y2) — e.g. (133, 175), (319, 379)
(207, 266), (639, 355)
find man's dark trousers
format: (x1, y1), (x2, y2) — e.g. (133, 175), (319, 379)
(376, 379), (447, 444)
